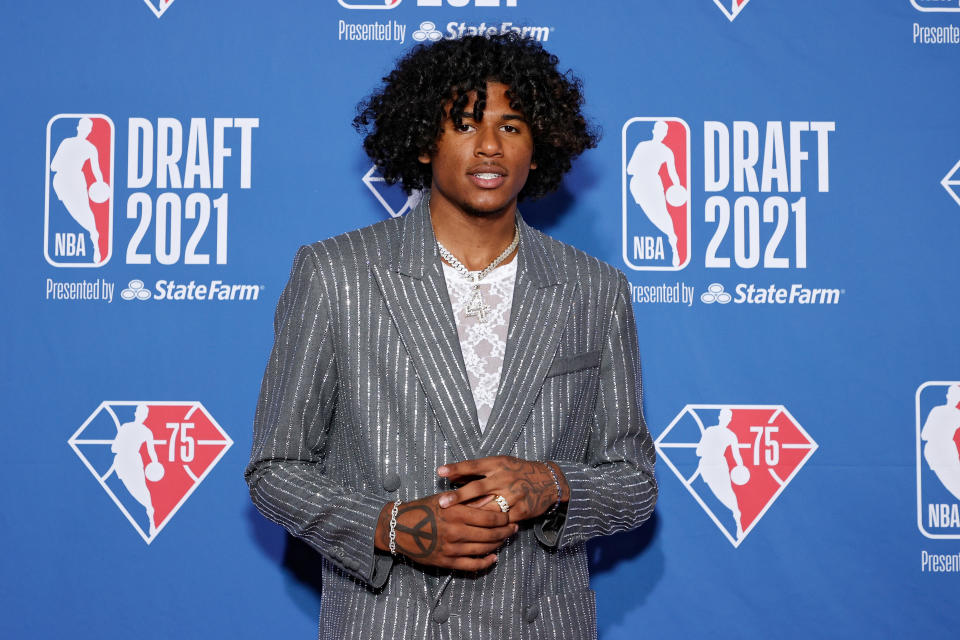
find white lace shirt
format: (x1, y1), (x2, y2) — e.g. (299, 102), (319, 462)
(441, 258), (517, 433)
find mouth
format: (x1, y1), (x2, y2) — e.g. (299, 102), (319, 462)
(468, 165), (508, 189)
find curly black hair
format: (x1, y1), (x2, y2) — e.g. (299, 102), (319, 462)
(353, 32), (599, 201)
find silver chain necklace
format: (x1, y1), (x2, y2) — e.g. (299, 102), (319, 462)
(437, 225), (519, 323)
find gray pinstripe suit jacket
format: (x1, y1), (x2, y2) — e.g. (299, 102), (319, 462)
(245, 196), (657, 639)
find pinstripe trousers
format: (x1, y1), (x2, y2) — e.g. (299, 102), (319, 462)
(245, 196), (657, 639)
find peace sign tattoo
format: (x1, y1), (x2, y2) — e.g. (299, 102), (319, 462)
(393, 504), (439, 559)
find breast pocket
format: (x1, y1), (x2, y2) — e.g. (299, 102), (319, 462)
(545, 350), (601, 378)
(528, 351), (603, 460)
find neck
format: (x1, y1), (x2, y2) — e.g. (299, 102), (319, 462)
(428, 191), (519, 271)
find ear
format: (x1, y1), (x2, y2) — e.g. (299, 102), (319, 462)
(530, 161), (537, 170)
(418, 152), (431, 165)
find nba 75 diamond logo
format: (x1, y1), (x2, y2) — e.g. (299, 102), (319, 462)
(942, 159), (960, 208)
(143, 0), (177, 18)
(916, 382), (960, 539)
(714, 0), (751, 21)
(363, 164), (423, 218)
(68, 402), (232, 543)
(656, 404), (817, 546)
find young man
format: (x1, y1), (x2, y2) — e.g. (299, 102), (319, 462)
(246, 33), (657, 639)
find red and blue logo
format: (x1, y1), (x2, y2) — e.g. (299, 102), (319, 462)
(714, 0), (751, 21)
(44, 114), (114, 268)
(622, 117), (691, 271)
(656, 404), (817, 546)
(916, 382), (960, 539)
(143, 1), (177, 18)
(68, 401), (232, 543)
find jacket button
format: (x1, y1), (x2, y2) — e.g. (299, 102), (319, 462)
(525, 604), (540, 623)
(432, 604), (450, 624)
(383, 472), (401, 492)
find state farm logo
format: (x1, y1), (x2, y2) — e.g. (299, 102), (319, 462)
(700, 282), (731, 304)
(45, 114), (115, 267)
(656, 404), (817, 546)
(916, 382), (960, 539)
(363, 165), (423, 218)
(698, 282), (843, 305)
(714, 0), (751, 21)
(413, 21), (443, 42)
(911, 1), (960, 13)
(121, 279), (152, 301)
(942, 159), (960, 207)
(117, 278), (262, 302)
(622, 117), (691, 271)
(143, 0), (177, 18)
(68, 401), (232, 543)
(424, 21), (552, 42)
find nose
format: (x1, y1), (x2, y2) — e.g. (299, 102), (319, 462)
(474, 124), (503, 157)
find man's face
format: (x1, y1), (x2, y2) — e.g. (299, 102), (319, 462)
(419, 81), (536, 218)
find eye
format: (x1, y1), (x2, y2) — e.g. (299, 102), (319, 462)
(454, 122), (475, 133)
(501, 124), (520, 133)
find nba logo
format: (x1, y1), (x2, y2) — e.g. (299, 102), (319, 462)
(622, 117), (691, 271)
(916, 382), (960, 539)
(68, 401), (232, 543)
(44, 114), (114, 267)
(656, 404), (817, 546)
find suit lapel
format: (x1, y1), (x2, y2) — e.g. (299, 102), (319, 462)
(479, 217), (576, 457)
(371, 198), (480, 462)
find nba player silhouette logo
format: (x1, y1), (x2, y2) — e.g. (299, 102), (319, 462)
(44, 114), (114, 267)
(622, 117), (691, 271)
(916, 382), (960, 539)
(68, 402), (232, 543)
(656, 405), (817, 546)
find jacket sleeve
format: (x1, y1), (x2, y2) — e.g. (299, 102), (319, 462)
(535, 272), (658, 548)
(244, 245), (393, 588)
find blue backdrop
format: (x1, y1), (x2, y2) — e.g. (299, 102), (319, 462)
(2, 1), (959, 638)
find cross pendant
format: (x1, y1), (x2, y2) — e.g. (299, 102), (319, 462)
(464, 287), (490, 322)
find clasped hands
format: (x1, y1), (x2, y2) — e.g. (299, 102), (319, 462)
(374, 456), (569, 572)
